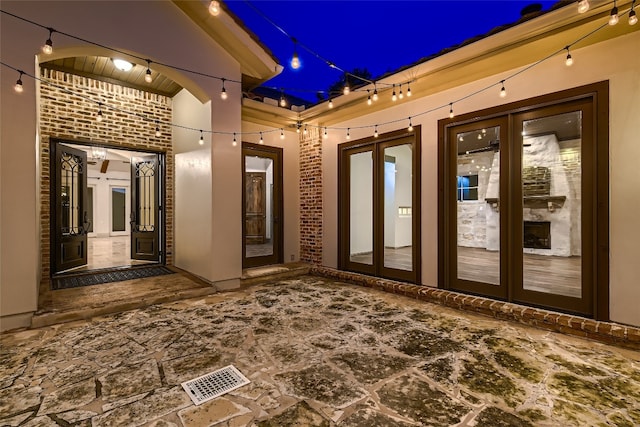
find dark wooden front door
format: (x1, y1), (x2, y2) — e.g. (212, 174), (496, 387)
(245, 172), (266, 244)
(52, 143), (88, 272)
(131, 157), (160, 261)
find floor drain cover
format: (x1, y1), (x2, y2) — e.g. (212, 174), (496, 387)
(181, 365), (250, 406)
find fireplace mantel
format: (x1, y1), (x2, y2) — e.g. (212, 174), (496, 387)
(485, 195), (566, 212)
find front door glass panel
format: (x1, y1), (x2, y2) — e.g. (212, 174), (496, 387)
(383, 143), (413, 271)
(60, 151), (83, 236)
(456, 126), (500, 285)
(521, 111), (582, 298)
(349, 150), (374, 265)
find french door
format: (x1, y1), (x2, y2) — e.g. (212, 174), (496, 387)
(242, 142), (283, 268)
(339, 128), (421, 284)
(130, 155), (161, 261)
(440, 83), (609, 318)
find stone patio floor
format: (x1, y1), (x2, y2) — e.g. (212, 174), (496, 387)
(1, 275), (640, 426)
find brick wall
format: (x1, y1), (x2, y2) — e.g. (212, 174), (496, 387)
(39, 69), (174, 290)
(299, 127), (323, 264)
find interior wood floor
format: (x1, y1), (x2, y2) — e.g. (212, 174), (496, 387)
(246, 240), (274, 258)
(66, 236), (155, 273)
(350, 246), (413, 271)
(457, 246), (581, 298)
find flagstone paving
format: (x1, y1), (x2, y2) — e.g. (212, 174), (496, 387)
(2, 275), (640, 426)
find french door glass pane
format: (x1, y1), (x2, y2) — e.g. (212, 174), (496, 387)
(87, 187), (94, 232)
(383, 144), (412, 271)
(245, 155), (274, 258)
(350, 150), (374, 265)
(521, 111), (582, 297)
(457, 126), (500, 285)
(111, 187), (126, 232)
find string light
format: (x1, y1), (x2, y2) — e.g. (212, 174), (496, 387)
(155, 121), (161, 137)
(609, 0), (619, 25)
(296, 122), (301, 133)
(145, 60), (153, 83)
(303, 125), (308, 135)
(259, 132), (264, 144)
(14, 70), (24, 93)
(208, 1), (221, 16)
(220, 79), (227, 100)
(407, 117), (413, 132)
(346, 128), (351, 140)
(328, 98), (334, 109)
(374, 125), (379, 138)
(42, 28), (54, 55)
(290, 39), (301, 69)
(232, 132), (237, 147)
(199, 130), (204, 145)
(367, 90), (372, 105)
(279, 92), (287, 107)
(407, 83), (412, 97)
(343, 75), (350, 95)
(449, 103), (454, 119)
(630, 1), (638, 25)
(372, 86), (379, 101)
(323, 127), (328, 139)
(391, 84), (397, 102)
(565, 46), (573, 66)
(577, 0), (590, 13)
(398, 84), (404, 99)
(500, 80), (507, 98)
(96, 103), (103, 122)
(280, 128), (285, 139)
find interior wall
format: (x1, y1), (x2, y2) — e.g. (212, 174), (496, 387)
(241, 122), (300, 263)
(88, 170), (131, 237)
(321, 31), (640, 327)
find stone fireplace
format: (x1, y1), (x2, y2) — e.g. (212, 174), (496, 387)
(524, 221), (551, 249)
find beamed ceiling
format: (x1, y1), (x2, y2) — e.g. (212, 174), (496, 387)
(40, 56), (183, 98)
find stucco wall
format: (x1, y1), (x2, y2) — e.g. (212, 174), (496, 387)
(321, 31), (640, 327)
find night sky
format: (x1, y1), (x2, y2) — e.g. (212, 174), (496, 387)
(225, 1), (559, 103)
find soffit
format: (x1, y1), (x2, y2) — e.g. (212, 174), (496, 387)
(243, 1), (638, 128)
(171, 0), (282, 88)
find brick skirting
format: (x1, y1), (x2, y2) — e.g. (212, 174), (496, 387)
(311, 266), (640, 350)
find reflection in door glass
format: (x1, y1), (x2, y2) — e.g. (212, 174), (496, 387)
(349, 151), (373, 265)
(456, 126), (500, 285)
(245, 156), (274, 258)
(383, 144), (413, 271)
(521, 112), (582, 298)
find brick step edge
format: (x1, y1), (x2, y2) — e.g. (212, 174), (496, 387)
(310, 266), (640, 350)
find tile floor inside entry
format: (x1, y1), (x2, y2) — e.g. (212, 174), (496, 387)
(2, 276), (640, 426)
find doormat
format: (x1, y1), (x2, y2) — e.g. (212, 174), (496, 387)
(52, 266), (175, 290)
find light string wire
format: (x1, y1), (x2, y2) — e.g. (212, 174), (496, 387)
(1, 3), (630, 141)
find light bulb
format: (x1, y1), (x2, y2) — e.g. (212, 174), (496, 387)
(374, 125), (379, 138)
(609, 5), (619, 25)
(343, 84), (350, 95)
(209, 0), (221, 16)
(407, 85), (412, 97)
(280, 96), (286, 107)
(449, 104), (454, 119)
(323, 128), (328, 139)
(392, 85), (397, 102)
(155, 125), (161, 137)
(367, 94), (372, 105)
(408, 119), (413, 132)
(328, 99), (334, 109)
(290, 52), (301, 69)
(220, 79), (227, 100)
(303, 125), (308, 135)
(373, 88), (378, 101)
(199, 131), (204, 145)
(565, 52), (573, 67)
(346, 128), (351, 140)
(42, 38), (53, 54)
(259, 132), (264, 144)
(500, 82), (507, 98)
(296, 124), (301, 134)
(280, 129), (285, 140)
(145, 68), (153, 83)
(232, 133), (237, 147)
(14, 73), (24, 93)
(629, 9), (638, 25)
(399, 85), (404, 99)
(578, 0), (589, 13)
(96, 109), (103, 122)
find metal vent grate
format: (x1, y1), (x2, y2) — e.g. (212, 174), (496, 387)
(181, 365), (250, 406)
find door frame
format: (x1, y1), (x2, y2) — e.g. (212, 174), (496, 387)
(338, 127), (422, 284)
(242, 142), (284, 269)
(437, 81), (609, 319)
(50, 138), (166, 276)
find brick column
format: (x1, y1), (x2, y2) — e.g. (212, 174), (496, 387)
(299, 127), (323, 264)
